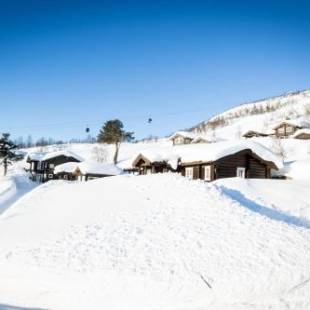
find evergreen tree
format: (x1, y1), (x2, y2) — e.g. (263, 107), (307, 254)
(0, 133), (17, 176)
(97, 119), (134, 164)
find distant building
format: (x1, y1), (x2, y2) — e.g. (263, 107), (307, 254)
(169, 131), (195, 145)
(272, 120), (310, 138)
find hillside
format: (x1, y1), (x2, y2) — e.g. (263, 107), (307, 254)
(190, 90), (310, 140)
(0, 173), (310, 310)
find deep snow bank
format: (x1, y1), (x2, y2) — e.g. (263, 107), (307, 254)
(0, 174), (309, 310)
(0, 167), (36, 214)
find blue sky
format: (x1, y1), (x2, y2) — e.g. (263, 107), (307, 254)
(0, 0), (310, 141)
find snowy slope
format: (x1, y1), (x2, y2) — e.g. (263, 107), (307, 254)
(0, 174), (309, 309)
(190, 90), (310, 140)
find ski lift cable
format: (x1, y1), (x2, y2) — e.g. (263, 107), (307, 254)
(0, 107), (207, 133)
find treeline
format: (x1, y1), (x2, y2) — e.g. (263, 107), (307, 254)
(13, 135), (96, 148)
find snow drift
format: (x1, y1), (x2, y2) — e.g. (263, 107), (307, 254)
(0, 174), (309, 310)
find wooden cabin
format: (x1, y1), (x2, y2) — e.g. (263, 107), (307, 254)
(169, 131), (194, 146)
(273, 121), (303, 138)
(180, 149), (277, 181)
(130, 142), (279, 181)
(242, 130), (269, 139)
(131, 153), (176, 175)
(27, 151), (83, 182)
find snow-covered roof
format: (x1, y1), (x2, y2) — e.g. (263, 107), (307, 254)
(27, 152), (47, 161)
(272, 119), (310, 130)
(178, 141), (281, 168)
(129, 141), (281, 170)
(42, 150), (84, 162)
(77, 161), (122, 176)
(169, 131), (196, 140)
(54, 162), (79, 174)
(292, 128), (310, 138)
(54, 161), (122, 176)
(191, 136), (210, 143)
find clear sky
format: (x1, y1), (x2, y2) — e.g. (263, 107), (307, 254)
(1, 0), (310, 141)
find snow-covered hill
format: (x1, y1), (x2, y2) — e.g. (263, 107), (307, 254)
(190, 90), (310, 140)
(0, 173), (310, 310)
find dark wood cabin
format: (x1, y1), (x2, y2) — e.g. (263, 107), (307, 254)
(132, 154), (174, 175)
(243, 130), (269, 139)
(273, 122), (301, 138)
(179, 149), (277, 181)
(41, 154), (81, 182)
(27, 152), (82, 182)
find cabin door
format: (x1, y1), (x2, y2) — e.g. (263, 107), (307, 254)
(236, 167), (246, 178)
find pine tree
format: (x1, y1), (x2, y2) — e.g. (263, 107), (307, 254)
(0, 133), (17, 176)
(97, 120), (134, 164)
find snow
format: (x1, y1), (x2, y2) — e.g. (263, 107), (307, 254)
(169, 131), (196, 140)
(177, 140), (281, 167)
(2, 90), (310, 309)
(41, 150), (84, 162)
(271, 118), (310, 130)
(0, 173), (309, 309)
(127, 140), (281, 170)
(54, 161), (122, 176)
(54, 162), (79, 174)
(285, 158), (310, 180)
(77, 161), (122, 176)
(191, 90), (310, 141)
(292, 128), (310, 138)
(215, 178), (310, 225)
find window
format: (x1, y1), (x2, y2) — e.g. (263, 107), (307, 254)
(37, 162), (41, 170)
(185, 167), (193, 179)
(286, 126), (293, 133)
(236, 167), (246, 178)
(63, 175), (68, 180)
(48, 174), (54, 179)
(278, 127), (285, 134)
(49, 163), (55, 169)
(204, 166), (211, 181)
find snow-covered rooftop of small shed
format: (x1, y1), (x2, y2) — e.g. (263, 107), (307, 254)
(42, 150), (84, 162)
(292, 128), (310, 137)
(77, 161), (122, 176)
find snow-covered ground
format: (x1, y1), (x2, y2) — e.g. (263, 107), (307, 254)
(0, 171), (309, 309)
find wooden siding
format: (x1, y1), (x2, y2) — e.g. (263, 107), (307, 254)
(181, 150), (274, 181)
(275, 123), (299, 138)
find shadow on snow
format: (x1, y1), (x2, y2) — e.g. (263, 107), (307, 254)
(219, 186), (310, 230)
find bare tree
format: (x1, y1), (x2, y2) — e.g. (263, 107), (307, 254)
(271, 137), (286, 161)
(91, 146), (108, 163)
